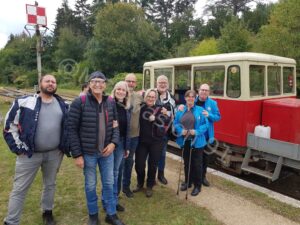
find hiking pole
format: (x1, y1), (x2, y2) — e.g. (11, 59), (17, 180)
(185, 144), (193, 200)
(176, 147), (185, 195)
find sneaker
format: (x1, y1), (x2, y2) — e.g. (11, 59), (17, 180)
(122, 187), (133, 198)
(145, 187), (153, 198)
(105, 214), (125, 225)
(116, 204), (125, 212)
(42, 210), (56, 225)
(88, 213), (99, 225)
(202, 177), (210, 187)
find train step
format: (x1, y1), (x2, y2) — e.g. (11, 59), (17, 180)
(242, 166), (273, 179)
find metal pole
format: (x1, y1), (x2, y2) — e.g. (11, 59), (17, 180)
(36, 26), (42, 87)
(35, 1), (42, 89)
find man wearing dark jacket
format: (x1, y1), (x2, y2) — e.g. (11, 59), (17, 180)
(68, 71), (125, 225)
(3, 74), (68, 225)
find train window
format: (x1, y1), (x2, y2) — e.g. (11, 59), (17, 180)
(250, 65), (265, 97)
(283, 67), (294, 94)
(174, 66), (191, 104)
(267, 66), (281, 96)
(154, 68), (173, 90)
(143, 69), (151, 90)
(227, 66), (241, 98)
(194, 66), (225, 96)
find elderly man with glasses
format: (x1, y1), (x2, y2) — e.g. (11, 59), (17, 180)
(195, 83), (221, 187)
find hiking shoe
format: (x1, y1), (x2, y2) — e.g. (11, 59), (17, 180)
(88, 213), (99, 225)
(122, 187), (133, 198)
(42, 210), (56, 225)
(105, 214), (125, 225)
(116, 204), (125, 212)
(202, 177), (210, 187)
(158, 170), (168, 185)
(145, 187), (153, 198)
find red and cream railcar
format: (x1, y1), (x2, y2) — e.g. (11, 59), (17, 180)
(143, 52), (300, 181)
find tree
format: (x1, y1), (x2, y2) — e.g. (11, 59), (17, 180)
(217, 17), (252, 53)
(86, 3), (165, 76)
(74, 0), (93, 37)
(189, 38), (219, 56)
(254, 0), (300, 65)
(242, 3), (274, 33)
(205, 0), (264, 16)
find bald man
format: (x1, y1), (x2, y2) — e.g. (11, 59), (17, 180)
(3, 75), (69, 225)
(195, 84), (221, 187)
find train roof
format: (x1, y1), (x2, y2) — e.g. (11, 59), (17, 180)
(143, 52), (296, 67)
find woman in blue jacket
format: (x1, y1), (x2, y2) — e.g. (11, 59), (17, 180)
(173, 90), (208, 196)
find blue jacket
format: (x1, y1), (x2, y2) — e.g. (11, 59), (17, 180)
(173, 105), (208, 149)
(3, 94), (69, 157)
(195, 96), (221, 144)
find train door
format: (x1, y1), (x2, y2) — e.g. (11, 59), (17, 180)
(174, 66), (192, 104)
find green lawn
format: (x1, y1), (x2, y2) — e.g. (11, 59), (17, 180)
(0, 102), (221, 225)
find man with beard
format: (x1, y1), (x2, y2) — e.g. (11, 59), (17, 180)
(3, 74), (68, 225)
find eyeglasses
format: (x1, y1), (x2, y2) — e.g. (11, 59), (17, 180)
(200, 89), (209, 92)
(126, 80), (136, 83)
(90, 80), (105, 85)
(147, 95), (156, 99)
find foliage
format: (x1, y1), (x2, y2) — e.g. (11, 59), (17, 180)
(242, 3), (274, 34)
(253, 0), (300, 65)
(107, 72), (143, 92)
(54, 27), (87, 65)
(170, 39), (198, 57)
(189, 38), (219, 56)
(217, 17), (253, 53)
(86, 3), (165, 76)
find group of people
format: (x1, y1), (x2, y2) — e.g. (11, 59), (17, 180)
(2, 71), (220, 225)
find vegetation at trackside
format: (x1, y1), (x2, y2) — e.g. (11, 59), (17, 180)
(209, 174), (300, 223)
(0, 102), (222, 225)
(1, 0), (299, 91)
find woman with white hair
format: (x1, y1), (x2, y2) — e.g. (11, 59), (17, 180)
(134, 89), (170, 198)
(110, 81), (131, 212)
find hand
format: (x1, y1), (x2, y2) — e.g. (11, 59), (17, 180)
(113, 120), (118, 128)
(161, 107), (168, 115)
(124, 150), (130, 158)
(202, 110), (209, 117)
(102, 143), (115, 157)
(178, 104), (184, 111)
(75, 156), (84, 169)
(149, 114), (155, 122)
(182, 129), (188, 136)
(190, 129), (195, 136)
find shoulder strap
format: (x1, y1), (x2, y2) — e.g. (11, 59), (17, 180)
(80, 95), (86, 110)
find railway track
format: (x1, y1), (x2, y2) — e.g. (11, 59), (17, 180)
(167, 144), (300, 201)
(0, 87), (76, 102)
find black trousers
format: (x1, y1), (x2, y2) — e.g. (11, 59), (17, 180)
(183, 140), (203, 188)
(135, 140), (164, 188)
(203, 151), (209, 178)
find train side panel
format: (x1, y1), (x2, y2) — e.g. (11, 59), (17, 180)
(214, 99), (263, 147)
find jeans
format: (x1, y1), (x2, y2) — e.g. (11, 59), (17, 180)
(113, 137), (125, 205)
(5, 150), (63, 225)
(83, 152), (115, 216)
(157, 136), (168, 172)
(122, 136), (139, 189)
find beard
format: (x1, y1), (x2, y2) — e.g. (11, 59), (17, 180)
(40, 85), (57, 95)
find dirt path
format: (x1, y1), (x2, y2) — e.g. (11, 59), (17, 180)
(163, 156), (298, 225)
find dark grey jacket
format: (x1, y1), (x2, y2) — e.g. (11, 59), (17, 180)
(68, 92), (119, 158)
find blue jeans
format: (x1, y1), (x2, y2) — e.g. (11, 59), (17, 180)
(113, 137), (125, 205)
(158, 136), (168, 171)
(83, 152), (115, 216)
(122, 136), (139, 189)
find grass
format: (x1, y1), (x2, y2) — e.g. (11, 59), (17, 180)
(209, 174), (300, 223)
(0, 101), (221, 225)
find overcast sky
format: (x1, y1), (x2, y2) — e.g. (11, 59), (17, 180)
(0, 0), (277, 49)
